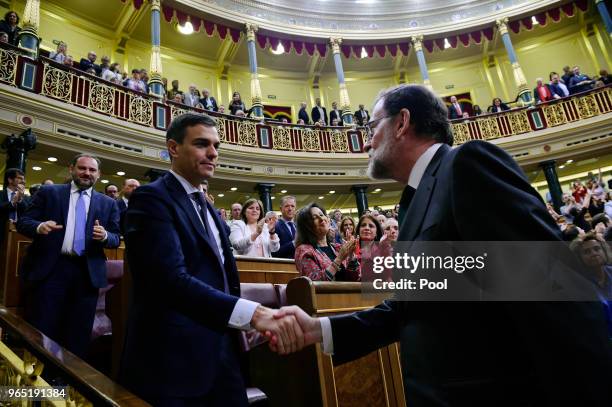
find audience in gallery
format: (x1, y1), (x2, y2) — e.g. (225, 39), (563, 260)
(354, 104), (369, 126)
(0, 11), (20, 46)
(447, 95), (466, 120)
(311, 97), (328, 125)
(488, 97), (510, 113)
(229, 91), (247, 115)
(533, 77), (559, 103)
(49, 41), (67, 64)
(293, 203), (360, 281)
(382, 218), (399, 242)
(229, 198), (279, 257)
(125, 69), (147, 93)
(2, 18), (609, 125)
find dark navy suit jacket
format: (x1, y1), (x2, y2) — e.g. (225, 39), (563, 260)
(120, 173), (242, 398)
(17, 184), (120, 288)
(116, 198), (127, 235)
(329, 141), (612, 406)
(272, 218), (295, 259)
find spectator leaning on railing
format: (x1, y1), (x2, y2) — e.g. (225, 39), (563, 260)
(0, 11), (20, 46)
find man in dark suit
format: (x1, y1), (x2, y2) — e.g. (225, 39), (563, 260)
(298, 102), (310, 124)
(447, 95), (465, 119)
(116, 178), (140, 235)
(79, 51), (100, 75)
(276, 85), (612, 406)
(0, 168), (30, 231)
(17, 154), (120, 357)
(272, 195), (296, 259)
(199, 88), (219, 112)
(329, 101), (343, 126)
(354, 104), (369, 125)
(311, 97), (328, 125)
(119, 113), (304, 406)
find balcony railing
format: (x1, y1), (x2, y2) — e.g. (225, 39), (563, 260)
(1, 42), (610, 155)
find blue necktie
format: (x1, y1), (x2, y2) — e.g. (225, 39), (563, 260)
(191, 192), (228, 293)
(8, 191), (17, 221)
(73, 190), (87, 255)
(287, 221), (296, 239)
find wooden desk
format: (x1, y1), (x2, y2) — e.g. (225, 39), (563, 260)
(0, 223), (125, 311)
(236, 255), (299, 284)
(250, 277), (405, 407)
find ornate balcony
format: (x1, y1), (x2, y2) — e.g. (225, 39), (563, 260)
(0, 41), (611, 183)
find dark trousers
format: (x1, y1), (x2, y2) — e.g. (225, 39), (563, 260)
(147, 335), (249, 407)
(24, 255), (98, 358)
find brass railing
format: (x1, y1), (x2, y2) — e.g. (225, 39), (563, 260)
(0, 42), (610, 153)
(0, 306), (148, 406)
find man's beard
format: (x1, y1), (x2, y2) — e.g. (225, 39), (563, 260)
(367, 142), (393, 180)
(73, 175), (95, 190)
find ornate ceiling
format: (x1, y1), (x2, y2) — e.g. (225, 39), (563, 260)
(177, 0), (559, 38)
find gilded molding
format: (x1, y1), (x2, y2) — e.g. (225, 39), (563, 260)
(150, 45), (163, 75)
(330, 37), (342, 54)
(411, 35), (424, 52)
(150, 0), (161, 11)
(22, 0), (41, 31)
(511, 61), (528, 88)
(245, 23), (258, 42)
(496, 17), (509, 36)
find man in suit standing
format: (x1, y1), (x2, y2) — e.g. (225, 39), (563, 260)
(17, 154), (120, 357)
(354, 104), (369, 125)
(116, 178), (140, 235)
(311, 98), (328, 125)
(276, 84), (612, 406)
(104, 183), (119, 199)
(272, 195), (297, 259)
(298, 102), (310, 124)
(119, 113), (304, 406)
(447, 95), (464, 119)
(329, 101), (343, 126)
(0, 168), (30, 229)
(199, 88), (218, 112)
(79, 51), (100, 75)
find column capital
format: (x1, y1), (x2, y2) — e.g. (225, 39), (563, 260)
(411, 35), (424, 52)
(330, 37), (343, 54)
(22, 0), (41, 31)
(595, 0), (605, 4)
(496, 17), (509, 36)
(245, 23), (258, 41)
(150, 0), (161, 11)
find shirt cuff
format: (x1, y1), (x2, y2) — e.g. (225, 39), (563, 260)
(228, 298), (260, 330)
(35, 222), (43, 234)
(102, 230), (108, 242)
(320, 317), (334, 355)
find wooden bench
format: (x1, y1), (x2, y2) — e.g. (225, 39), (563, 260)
(248, 277), (405, 407)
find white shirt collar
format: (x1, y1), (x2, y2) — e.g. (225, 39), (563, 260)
(407, 143), (443, 189)
(122, 196), (129, 205)
(70, 181), (93, 195)
(169, 170), (204, 195)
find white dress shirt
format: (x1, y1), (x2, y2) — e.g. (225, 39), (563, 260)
(320, 142), (444, 354)
(169, 170), (258, 329)
(60, 182), (93, 255)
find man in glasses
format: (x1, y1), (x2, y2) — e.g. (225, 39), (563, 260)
(275, 84), (612, 406)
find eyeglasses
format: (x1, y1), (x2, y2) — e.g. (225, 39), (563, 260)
(364, 115), (393, 141)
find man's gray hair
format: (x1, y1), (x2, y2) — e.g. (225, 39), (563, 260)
(280, 195), (296, 207)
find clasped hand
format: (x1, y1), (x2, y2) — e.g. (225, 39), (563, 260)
(251, 305), (322, 355)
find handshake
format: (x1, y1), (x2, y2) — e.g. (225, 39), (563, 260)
(250, 305), (322, 355)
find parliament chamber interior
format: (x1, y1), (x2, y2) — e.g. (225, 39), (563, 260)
(0, 0), (611, 406)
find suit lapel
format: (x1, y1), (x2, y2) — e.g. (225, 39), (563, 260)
(60, 184), (71, 226)
(163, 174), (209, 244)
(400, 144), (450, 241)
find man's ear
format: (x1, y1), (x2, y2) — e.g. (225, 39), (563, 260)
(167, 139), (179, 160)
(395, 108), (411, 139)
